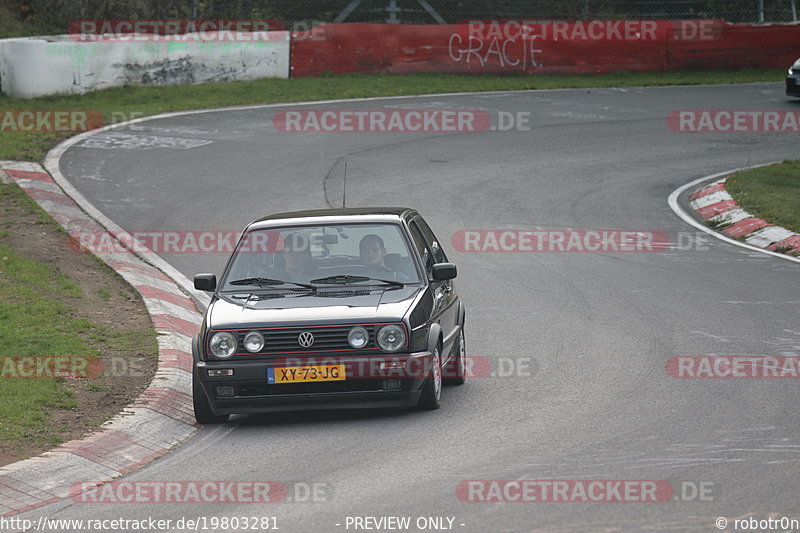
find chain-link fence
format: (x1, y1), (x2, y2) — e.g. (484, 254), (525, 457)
(14, 0), (800, 34)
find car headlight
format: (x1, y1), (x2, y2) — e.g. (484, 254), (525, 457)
(348, 327), (369, 349)
(209, 331), (237, 358)
(376, 325), (406, 352)
(243, 331), (265, 353)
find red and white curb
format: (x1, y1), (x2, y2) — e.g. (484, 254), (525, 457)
(668, 164), (800, 265)
(689, 176), (800, 256)
(0, 160), (202, 517)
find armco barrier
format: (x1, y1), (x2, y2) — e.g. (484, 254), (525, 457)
(290, 21), (799, 77)
(0, 32), (290, 98)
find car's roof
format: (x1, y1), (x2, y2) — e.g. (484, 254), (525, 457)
(251, 207), (418, 225)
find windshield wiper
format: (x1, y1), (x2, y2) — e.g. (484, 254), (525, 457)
(310, 275), (404, 289)
(230, 293), (286, 301)
(228, 277), (317, 292)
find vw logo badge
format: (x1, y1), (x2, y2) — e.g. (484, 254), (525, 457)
(298, 331), (315, 348)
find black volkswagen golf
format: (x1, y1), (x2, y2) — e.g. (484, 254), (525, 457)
(191, 208), (466, 423)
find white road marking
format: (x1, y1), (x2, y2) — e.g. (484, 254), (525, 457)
(78, 132), (213, 150)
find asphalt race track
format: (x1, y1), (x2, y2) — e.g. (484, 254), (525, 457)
(20, 83), (800, 532)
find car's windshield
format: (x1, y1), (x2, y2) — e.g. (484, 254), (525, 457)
(221, 223), (420, 291)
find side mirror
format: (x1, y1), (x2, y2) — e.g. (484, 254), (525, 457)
(194, 273), (217, 292)
(431, 263), (457, 281)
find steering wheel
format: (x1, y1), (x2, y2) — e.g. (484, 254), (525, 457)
(363, 264), (394, 275)
(242, 264), (275, 279)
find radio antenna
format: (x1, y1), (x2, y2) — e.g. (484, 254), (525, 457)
(342, 161), (347, 210)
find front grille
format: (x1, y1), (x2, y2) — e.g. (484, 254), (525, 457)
(235, 325), (377, 354)
(236, 379), (393, 396)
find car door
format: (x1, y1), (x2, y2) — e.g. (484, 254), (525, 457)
(409, 217), (459, 358)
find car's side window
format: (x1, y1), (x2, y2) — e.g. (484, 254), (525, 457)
(414, 217), (447, 264)
(408, 221), (434, 279)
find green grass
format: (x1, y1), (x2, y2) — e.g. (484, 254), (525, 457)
(0, 68), (782, 161)
(0, 244), (92, 441)
(0, 182), (157, 447)
(726, 160), (800, 234)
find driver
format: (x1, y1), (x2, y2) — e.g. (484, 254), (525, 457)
(278, 233), (320, 281)
(359, 234), (409, 281)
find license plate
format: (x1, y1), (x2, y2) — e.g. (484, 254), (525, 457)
(267, 365), (346, 384)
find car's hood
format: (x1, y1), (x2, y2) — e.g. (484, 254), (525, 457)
(207, 286), (423, 329)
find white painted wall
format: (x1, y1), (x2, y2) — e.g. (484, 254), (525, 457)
(0, 32), (290, 98)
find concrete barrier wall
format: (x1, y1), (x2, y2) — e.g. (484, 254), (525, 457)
(0, 32), (290, 98)
(2, 22), (796, 97)
(290, 22), (800, 77)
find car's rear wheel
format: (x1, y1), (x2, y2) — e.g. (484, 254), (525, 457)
(417, 345), (442, 410)
(443, 328), (466, 386)
(193, 371), (229, 424)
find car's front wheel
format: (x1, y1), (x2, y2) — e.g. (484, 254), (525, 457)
(443, 328), (466, 386)
(192, 371), (229, 424)
(417, 345), (442, 410)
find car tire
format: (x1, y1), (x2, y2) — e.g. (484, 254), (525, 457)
(417, 345), (442, 410)
(443, 328), (466, 386)
(193, 371), (229, 424)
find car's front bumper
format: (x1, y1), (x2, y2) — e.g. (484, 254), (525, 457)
(195, 351), (434, 415)
(787, 74), (800, 96)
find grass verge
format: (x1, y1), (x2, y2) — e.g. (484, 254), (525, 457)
(0, 68), (783, 161)
(726, 160), (800, 234)
(0, 181), (158, 466)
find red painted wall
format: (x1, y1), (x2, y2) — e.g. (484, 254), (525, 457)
(290, 21), (799, 77)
